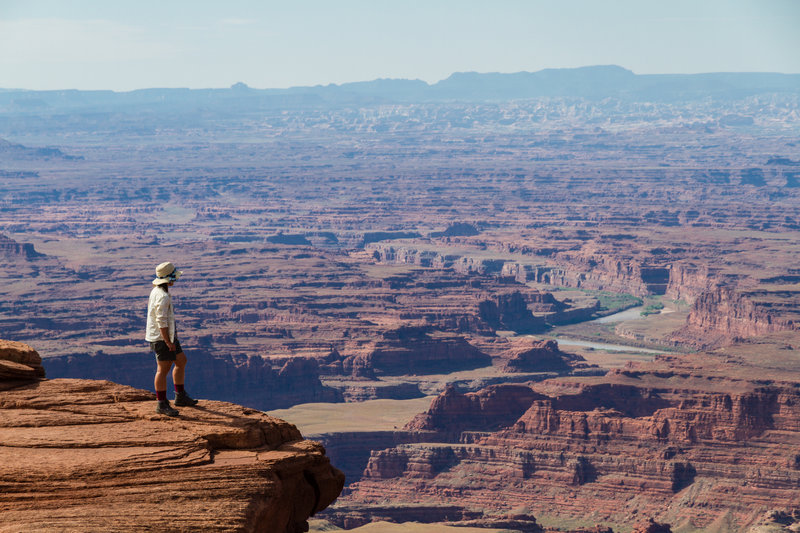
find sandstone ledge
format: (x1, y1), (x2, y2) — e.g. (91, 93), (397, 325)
(0, 378), (344, 532)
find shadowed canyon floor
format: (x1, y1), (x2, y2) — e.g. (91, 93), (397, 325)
(2, 80), (800, 531)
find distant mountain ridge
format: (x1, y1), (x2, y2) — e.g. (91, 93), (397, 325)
(1, 65), (799, 113)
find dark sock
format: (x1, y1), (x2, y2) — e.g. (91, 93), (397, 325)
(175, 384), (185, 394)
(156, 390), (167, 402)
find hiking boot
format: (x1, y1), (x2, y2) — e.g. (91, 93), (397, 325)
(156, 400), (179, 417)
(174, 391), (198, 407)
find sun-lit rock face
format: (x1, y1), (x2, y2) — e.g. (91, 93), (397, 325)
(335, 354), (800, 531)
(0, 343), (344, 532)
(0, 339), (45, 382)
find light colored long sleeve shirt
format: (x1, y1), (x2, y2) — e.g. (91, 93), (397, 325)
(146, 286), (175, 342)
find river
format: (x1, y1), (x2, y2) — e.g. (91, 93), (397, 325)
(545, 305), (668, 353)
(592, 306), (645, 323)
(550, 338), (664, 354)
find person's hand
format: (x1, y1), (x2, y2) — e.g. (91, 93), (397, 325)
(166, 341), (176, 352)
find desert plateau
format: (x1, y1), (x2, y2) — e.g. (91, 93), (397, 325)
(2, 67), (800, 531)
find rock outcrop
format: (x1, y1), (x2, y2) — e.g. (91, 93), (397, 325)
(338, 328), (492, 377)
(0, 342), (344, 532)
(672, 285), (800, 348)
(0, 234), (43, 261)
(478, 291), (547, 332)
(500, 338), (586, 373)
(336, 354), (800, 531)
(405, 383), (547, 435)
(0, 339), (45, 383)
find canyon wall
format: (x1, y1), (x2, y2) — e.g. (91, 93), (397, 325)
(672, 285), (800, 348)
(44, 349), (342, 410)
(334, 358), (800, 531)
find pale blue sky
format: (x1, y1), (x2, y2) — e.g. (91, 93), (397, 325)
(1, 0), (798, 91)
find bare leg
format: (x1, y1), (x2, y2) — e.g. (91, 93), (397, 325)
(173, 351), (187, 386)
(155, 360), (173, 392)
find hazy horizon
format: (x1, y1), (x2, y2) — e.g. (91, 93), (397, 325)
(3, 64), (800, 93)
(1, 0), (799, 92)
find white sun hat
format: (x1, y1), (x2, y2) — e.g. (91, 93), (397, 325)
(152, 261), (183, 285)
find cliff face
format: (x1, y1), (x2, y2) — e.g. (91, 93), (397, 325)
(0, 234), (42, 260)
(337, 328), (492, 377)
(368, 242), (670, 298)
(672, 285), (800, 348)
(478, 291), (546, 332)
(337, 358), (800, 531)
(44, 349), (342, 410)
(664, 262), (720, 303)
(368, 241), (798, 351)
(405, 384), (547, 435)
(1, 341), (344, 532)
(500, 338), (586, 373)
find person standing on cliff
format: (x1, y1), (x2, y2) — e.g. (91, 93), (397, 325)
(146, 261), (199, 416)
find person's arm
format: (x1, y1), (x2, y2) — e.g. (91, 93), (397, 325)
(160, 327), (176, 352)
(153, 293), (175, 351)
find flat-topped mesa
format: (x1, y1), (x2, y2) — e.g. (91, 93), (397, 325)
(405, 383), (547, 433)
(0, 341), (345, 532)
(478, 291), (547, 332)
(500, 338), (587, 373)
(496, 368), (800, 444)
(0, 233), (43, 261)
(407, 374), (795, 445)
(340, 328), (491, 377)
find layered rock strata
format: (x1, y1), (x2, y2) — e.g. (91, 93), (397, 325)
(45, 349), (342, 410)
(0, 339), (45, 383)
(500, 338), (587, 373)
(336, 355), (800, 531)
(336, 328), (492, 377)
(672, 284), (800, 348)
(0, 234), (42, 260)
(0, 342), (344, 532)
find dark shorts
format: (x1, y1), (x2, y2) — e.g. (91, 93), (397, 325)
(150, 337), (182, 362)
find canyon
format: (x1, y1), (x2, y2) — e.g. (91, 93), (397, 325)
(1, 68), (800, 531)
(334, 355), (800, 531)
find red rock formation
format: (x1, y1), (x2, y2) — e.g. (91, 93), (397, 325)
(526, 290), (569, 313)
(672, 285), (800, 348)
(546, 252), (671, 296)
(405, 383), (547, 434)
(0, 342), (344, 532)
(370, 242), (671, 298)
(311, 431), (435, 489)
(500, 338), (586, 373)
(322, 504), (544, 532)
(478, 291), (547, 332)
(632, 518), (673, 533)
(0, 233), (42, 260)
(341, 328), (491, 377)
(339, 356), (800, 531)
(664, 262), (720, 303)
(0, 339), (45, 382)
